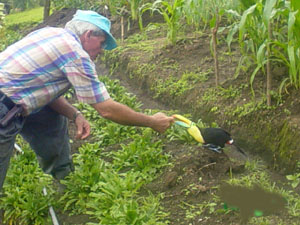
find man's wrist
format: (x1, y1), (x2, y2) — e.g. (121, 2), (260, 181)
(72, 110), (81, 121)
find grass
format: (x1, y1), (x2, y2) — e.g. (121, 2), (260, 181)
(5, 7), (44, 26)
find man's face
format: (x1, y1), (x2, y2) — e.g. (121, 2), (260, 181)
(81, 30), (106, 60)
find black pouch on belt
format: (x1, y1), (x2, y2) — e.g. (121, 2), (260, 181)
(0, 92), (23, 128)
(0, 105), (23, 127)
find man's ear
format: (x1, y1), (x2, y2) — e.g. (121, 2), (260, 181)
(85, 30), (93, 39)
(80, 30), (92, 43)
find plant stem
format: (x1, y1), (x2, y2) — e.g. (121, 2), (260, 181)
(267, 20), (272, 106)
(212, 10), (220, 87)
(121, 16), (124, 43)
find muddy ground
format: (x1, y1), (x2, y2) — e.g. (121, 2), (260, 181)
(7, 8), (300, 225)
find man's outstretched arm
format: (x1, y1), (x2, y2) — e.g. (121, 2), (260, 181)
(92, 99), (174, 133)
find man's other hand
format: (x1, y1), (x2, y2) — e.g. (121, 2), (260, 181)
(74, 114), (91, 139)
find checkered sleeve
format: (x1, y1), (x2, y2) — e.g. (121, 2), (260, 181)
(63, 57), (110, 104)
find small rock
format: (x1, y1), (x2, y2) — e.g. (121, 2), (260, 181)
(223, 145), (247, 173)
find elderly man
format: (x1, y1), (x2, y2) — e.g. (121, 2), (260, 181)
(0, 10), (174, 190)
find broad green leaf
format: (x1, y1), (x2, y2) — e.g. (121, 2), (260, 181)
(288, 10), (298, 41)
(226, 24), (239, 51)
(287, 44), (297, 85)
(239, 4), (257, 42)
(250, 64), (265, 96)
(257, 41), (267, 67)
(291, 0), (300, 27)
(226, 9), (241, 18)
(239, 0), (257, 10)
(263, 0), (277, 26)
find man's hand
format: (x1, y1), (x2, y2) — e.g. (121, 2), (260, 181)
(74, 113), (91, 139)
(150, 112), (174, 133)
(49, 96), (91, 139)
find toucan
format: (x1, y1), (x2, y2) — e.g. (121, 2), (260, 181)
(173, 114), (246, 155)
(200, 127), (246, 156)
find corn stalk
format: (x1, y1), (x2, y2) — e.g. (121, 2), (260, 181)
(266, 20), (272, 106)
(263, 0), (277, 106)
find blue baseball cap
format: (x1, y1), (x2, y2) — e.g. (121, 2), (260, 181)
(72, 10), (117, 50)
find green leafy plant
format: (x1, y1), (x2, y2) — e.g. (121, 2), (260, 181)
(286, 162), (300, 188)
(59, 143), (107, 214)
(112, 128), (169, 176)
(0, 141), (54, 225)
(286, 173), (300, 189)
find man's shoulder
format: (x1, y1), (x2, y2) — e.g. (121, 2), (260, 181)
(28, 26), (67, 36)
(27, 27), (80, 47)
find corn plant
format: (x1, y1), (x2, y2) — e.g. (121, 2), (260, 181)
(138, 2), (154, 31)
(286, 0), (300, 90)
(150, 0), (185, 45)
(99, 0), (125, 15)
(128, 0), (144, 21)
(183, 0), (206, 30)
(235, 0), (290, 104)
(183, 0), (239, 31)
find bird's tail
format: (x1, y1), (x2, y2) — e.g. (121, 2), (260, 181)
(232, 143), (247, 157)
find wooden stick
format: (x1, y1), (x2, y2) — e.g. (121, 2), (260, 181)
(199, 162), (216, 171)
(121, 16), (124, 43)
(212, 9), (220, 87)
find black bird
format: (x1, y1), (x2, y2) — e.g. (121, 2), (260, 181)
(200, 127), (232, 148)
(199, 127), (247, 156)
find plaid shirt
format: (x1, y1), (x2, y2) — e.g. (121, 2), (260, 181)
(0, 27), (110, 114)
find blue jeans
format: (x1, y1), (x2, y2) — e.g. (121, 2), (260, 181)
(0, 99), (73, 190)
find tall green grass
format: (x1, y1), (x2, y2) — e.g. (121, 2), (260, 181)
(0, 7), (44, 51)
(5, 7), (43, 26)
